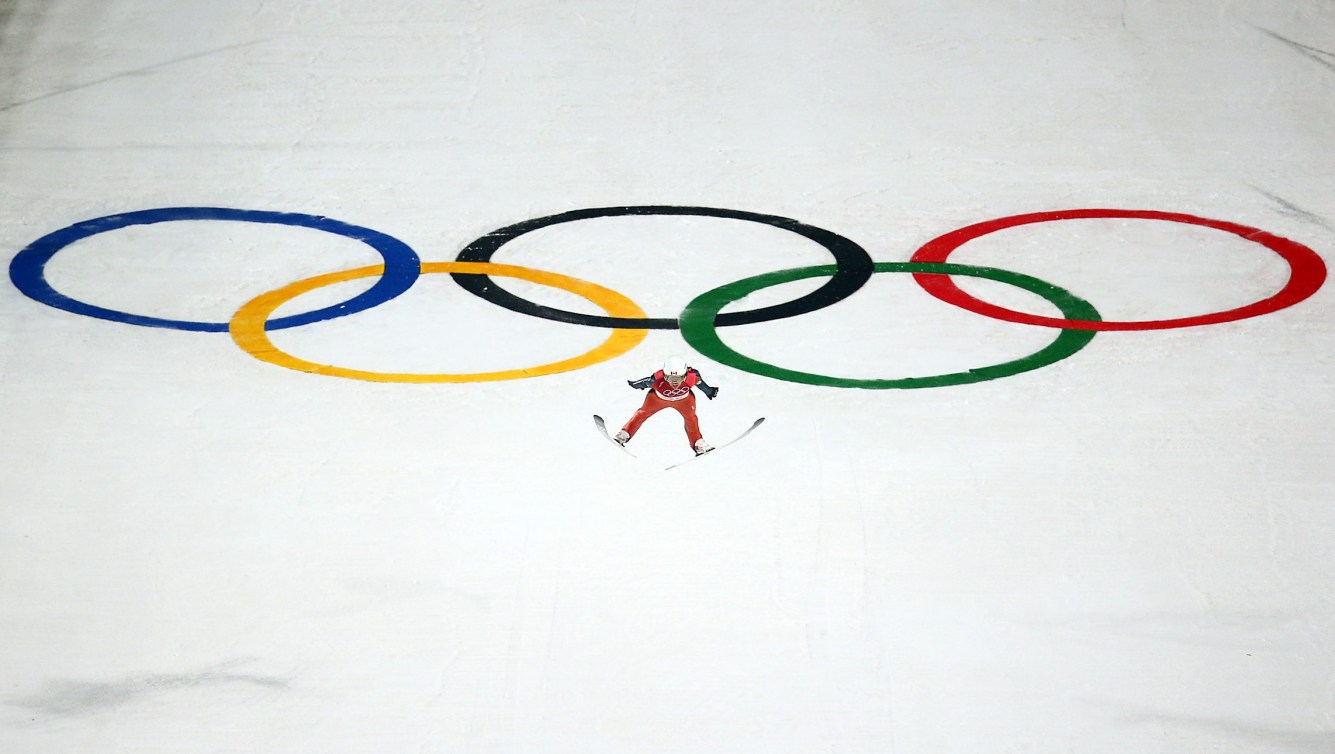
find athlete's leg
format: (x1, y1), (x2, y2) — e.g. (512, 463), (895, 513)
(667, 394), (703, 446)
(622, 392), (669, 439)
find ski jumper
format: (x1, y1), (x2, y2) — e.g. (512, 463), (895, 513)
(621, 368), (718, 447)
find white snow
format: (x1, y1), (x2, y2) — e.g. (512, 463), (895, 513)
(1, 1), (1333, 752)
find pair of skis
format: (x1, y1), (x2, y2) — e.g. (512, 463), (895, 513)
(593, 415), (765, 470)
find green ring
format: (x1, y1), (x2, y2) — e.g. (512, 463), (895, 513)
(679, 262), (1101, 389)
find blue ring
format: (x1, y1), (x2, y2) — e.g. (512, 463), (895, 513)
(9, 207), (421, 332)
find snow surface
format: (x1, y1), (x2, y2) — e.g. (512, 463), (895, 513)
(1, 1), (1334, 752)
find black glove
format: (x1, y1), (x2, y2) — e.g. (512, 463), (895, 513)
(628, 379), (647, 389)
(702, 385), (719, 400)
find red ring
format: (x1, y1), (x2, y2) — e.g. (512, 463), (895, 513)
(908, 209), (1327, 331)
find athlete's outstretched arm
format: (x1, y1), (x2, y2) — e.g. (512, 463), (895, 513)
(627, 375), (654, 389)
(691, 369), (719, 399)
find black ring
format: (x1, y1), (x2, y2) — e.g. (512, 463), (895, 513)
(451, 205), (875, 329)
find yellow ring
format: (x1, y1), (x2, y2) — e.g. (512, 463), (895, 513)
(229, 261), (648, 383)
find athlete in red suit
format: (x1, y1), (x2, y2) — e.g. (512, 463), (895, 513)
(615, 356), (719, 455)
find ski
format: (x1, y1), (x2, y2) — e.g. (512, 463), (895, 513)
(665, 418), (765, 470)
(593, 415), (636, 457)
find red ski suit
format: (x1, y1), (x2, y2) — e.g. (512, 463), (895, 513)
(621, 368), (715, 447)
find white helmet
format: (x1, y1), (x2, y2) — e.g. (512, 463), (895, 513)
(663, 356), (687, 380)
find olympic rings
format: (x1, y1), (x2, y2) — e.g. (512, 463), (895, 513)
(450, 205), (875, 329)
(909, 209), (1329, 331)
(680, 262), (1100, 388)
(8, 207), (421, 332)
(229, 261), (648, 383)
(8, 204), (1326, 387)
